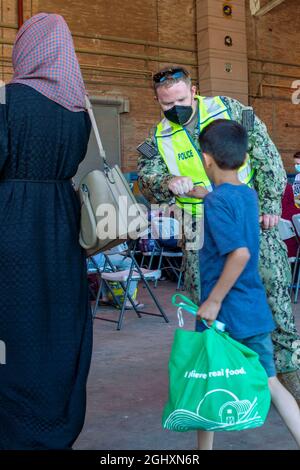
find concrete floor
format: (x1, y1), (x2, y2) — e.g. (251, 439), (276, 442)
(74, 280), (300, 451)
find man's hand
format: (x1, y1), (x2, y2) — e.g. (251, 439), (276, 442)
(259, 214), (280, 230)
(187, 187), (209, 199)
(196, 298), (221, 326)
(168, 176), (194, 195)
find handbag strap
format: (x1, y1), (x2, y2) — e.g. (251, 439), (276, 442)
(85, 95), (110, 172)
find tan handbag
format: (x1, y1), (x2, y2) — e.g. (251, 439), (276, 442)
(79, 97), (148, 256)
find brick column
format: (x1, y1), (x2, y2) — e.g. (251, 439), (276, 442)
(196, 0), (249, 104)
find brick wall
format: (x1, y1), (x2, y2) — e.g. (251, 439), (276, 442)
(246, 0), (300, 172)
(1, 0), (300, 172)
(1, 0), (198, 172)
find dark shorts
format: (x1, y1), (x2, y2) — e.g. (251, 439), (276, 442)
(195, 320), (276, 378)
(238, 333), (276, 378)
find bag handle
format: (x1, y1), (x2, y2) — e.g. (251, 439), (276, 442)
(172, 293), (198, 315)
(85, 95), (110, 173)
(172, 293), (219, 331)
(79, 186), (98, 249)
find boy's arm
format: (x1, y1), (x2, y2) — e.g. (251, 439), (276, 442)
(197, 247), (250, 324)
(223, 96), (286, 228)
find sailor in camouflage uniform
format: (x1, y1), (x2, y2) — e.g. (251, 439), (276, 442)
(137, 66), (300, 402)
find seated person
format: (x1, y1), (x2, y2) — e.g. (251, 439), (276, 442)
(292, 151), (300, 207)
(88, 243), (144, 309)
(282, 183), (300, 258)
(150, 209), (181, 251)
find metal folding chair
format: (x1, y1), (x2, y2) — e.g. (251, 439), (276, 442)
(91, 242), (169, 330)
(290, 215), (300, 302)
(151, 216), (183, 289)
(140, 238), (162, 270)
(278, 218), (300, 301)
(155, 246), (184, 289)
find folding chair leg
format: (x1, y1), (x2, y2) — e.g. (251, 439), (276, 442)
(290, 259), (298, 299)
(92, 278), (123, 322)
(116, 276), (142, 330)
(148, 250), (154, 270)
(290, 247), (300, 299)
(119, 281), (142, 317)
(92, 277), (103, 319)
(116, 300), (126, 331)
(155, 250), (163, 288)
(177, 269), (183, 290)
(294, 262), (300, 303)
(141, 274), (169, 323)
(93, 278), (141, 329)
(161, 255), (183, 290)
(128, 254), (169, 324)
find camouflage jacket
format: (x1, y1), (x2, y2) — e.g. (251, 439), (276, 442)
(137, 96), (287, 216)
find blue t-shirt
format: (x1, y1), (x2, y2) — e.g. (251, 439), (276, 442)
(199, 183), (275, 340)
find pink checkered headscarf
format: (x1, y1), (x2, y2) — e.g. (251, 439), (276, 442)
(11, 13), (86, 112)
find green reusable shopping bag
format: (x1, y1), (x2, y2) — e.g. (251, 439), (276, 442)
(162, 295), (271, 432)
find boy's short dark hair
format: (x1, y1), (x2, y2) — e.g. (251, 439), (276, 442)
(199, 119), (248, 170)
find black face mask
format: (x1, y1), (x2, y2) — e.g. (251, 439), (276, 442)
(164, 105), (193, 126)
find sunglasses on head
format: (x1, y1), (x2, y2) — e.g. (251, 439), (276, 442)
(153, 67), (188, 84)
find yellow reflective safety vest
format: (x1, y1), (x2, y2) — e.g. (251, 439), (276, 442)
(155, 95), (255, 216)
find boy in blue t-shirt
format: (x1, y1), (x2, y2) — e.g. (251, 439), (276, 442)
(196, 119), (300, 450)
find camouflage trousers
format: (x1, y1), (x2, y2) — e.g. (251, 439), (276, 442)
(183, 227), (300, 374)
